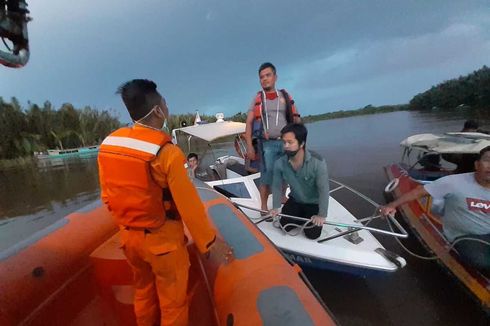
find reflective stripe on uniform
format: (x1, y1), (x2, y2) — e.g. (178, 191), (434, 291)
(102, 136), (161, 155)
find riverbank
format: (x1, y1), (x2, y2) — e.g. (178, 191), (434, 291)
(0, 156), (36, 170)
(302, 104), (409, 123)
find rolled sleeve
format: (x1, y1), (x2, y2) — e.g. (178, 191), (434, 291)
(423, 175), (453, 200)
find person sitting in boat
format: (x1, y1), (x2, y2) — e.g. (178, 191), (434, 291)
(269, 123), (329, 240)
(438, 120), (485, 173)
(461, 119), (489, 134)
(380, 146), (490, 275)
(186, 152), (217, 181)
(461, 119), (479, 132)
(418, 153), (442, 172)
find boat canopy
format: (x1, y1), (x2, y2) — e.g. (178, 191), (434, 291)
(172, 121), (246, 143)
(401, 132), (490, 154)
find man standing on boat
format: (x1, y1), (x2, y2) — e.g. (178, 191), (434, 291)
(98, 79), (230, 326)
(269, 123), (329, 239)
(245, 62), (301, 211)
(380, 146), (490, 275)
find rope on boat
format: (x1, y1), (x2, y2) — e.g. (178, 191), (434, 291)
(386, 216), (490, 261)
(383, 174), (490, 261)
(233, 202), (408, 238)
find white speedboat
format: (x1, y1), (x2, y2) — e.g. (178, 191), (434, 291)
(396, 132), (490, 183)
(172, 115), (408, 275)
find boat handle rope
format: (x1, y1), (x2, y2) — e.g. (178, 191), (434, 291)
(233, 202), (409, 238)
(199, 182), (409, 238)
(385, 216), (490, 261)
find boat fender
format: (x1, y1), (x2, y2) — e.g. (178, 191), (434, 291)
(384, 178), (399, 193)
(375, 248), (406, 269)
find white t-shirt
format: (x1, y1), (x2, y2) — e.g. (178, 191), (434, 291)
(424, 173), (490, 241)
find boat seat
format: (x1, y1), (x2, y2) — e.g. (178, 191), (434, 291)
(90, 233), (136, 326)
(226, 161), (249, 177)
(89, 231), (217, 326)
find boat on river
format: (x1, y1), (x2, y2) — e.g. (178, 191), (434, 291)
(397, 132), (490, 183)
(0, 180), (336, 325)
(172, 116), (408, 276)
(384, 163), (490, 310)
(35, 145), (99, 159)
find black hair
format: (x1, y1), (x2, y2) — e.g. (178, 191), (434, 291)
(116, 79), (162, 121)
(280, 123), (307, 145)
(478, 146), (490, 160)
(187, 153), (198, 161)
(258, 62), (276, 75)
(462, 119), (479, 131)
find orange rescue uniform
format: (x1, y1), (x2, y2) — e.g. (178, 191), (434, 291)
(98, 125), (216, 326)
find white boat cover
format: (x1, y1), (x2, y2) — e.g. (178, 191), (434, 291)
(400, 132), (490, 154)
(173, 121), (246, 142)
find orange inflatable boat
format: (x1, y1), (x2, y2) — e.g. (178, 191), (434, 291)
(0, 180), (337, 325)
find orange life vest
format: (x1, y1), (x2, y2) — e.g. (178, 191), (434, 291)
(253, 89), (299, 123)
(98, 126), (173, 228)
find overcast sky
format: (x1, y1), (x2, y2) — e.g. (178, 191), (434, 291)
(1, 0), (489, 122)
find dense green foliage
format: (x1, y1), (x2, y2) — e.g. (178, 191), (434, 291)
(0, 98), (121, 159)
(409, 66), (490, 111)
(4, 65), (488, 159)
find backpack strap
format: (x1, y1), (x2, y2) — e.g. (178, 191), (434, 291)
(280, 89), (299, 123)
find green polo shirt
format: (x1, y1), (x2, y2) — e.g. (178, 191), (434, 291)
(272, 149), (329, 216)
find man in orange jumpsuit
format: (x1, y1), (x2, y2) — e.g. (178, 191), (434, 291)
(98, 79), (227, 326)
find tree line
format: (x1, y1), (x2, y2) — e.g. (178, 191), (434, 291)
(302, 104), (408, 123)
(0, 97), (248, 161)
(3, 65), (488, 160)
(0, 97), (121, 160)
(409, 65), (490, 111)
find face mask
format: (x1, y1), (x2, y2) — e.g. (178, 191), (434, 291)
(285, 149), (300, 158)
(158, 107), (170, 133)
(162, 118), (170, 133)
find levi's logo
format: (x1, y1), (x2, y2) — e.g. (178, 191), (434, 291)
(466, 198), (490, 213)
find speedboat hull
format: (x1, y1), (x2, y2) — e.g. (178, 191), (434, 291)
(206, 157), (406, 276)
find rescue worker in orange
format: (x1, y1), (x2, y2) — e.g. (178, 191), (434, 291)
(98, 79), (229, 326)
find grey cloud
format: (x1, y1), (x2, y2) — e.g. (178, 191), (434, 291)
(1, 0), (489, 120)
(290, 22), (490, 91)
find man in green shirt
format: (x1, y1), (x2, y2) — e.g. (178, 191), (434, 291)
(270, 123), (329, 239)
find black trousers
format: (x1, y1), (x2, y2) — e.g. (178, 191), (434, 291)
(279, 197), (323, 240)
(453, 233), (490, 277)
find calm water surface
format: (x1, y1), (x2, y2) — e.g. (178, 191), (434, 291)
(1, 110), (489, 324)
(306, 111), (489, 326)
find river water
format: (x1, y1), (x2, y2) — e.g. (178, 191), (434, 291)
(0, 110), (488, 324)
